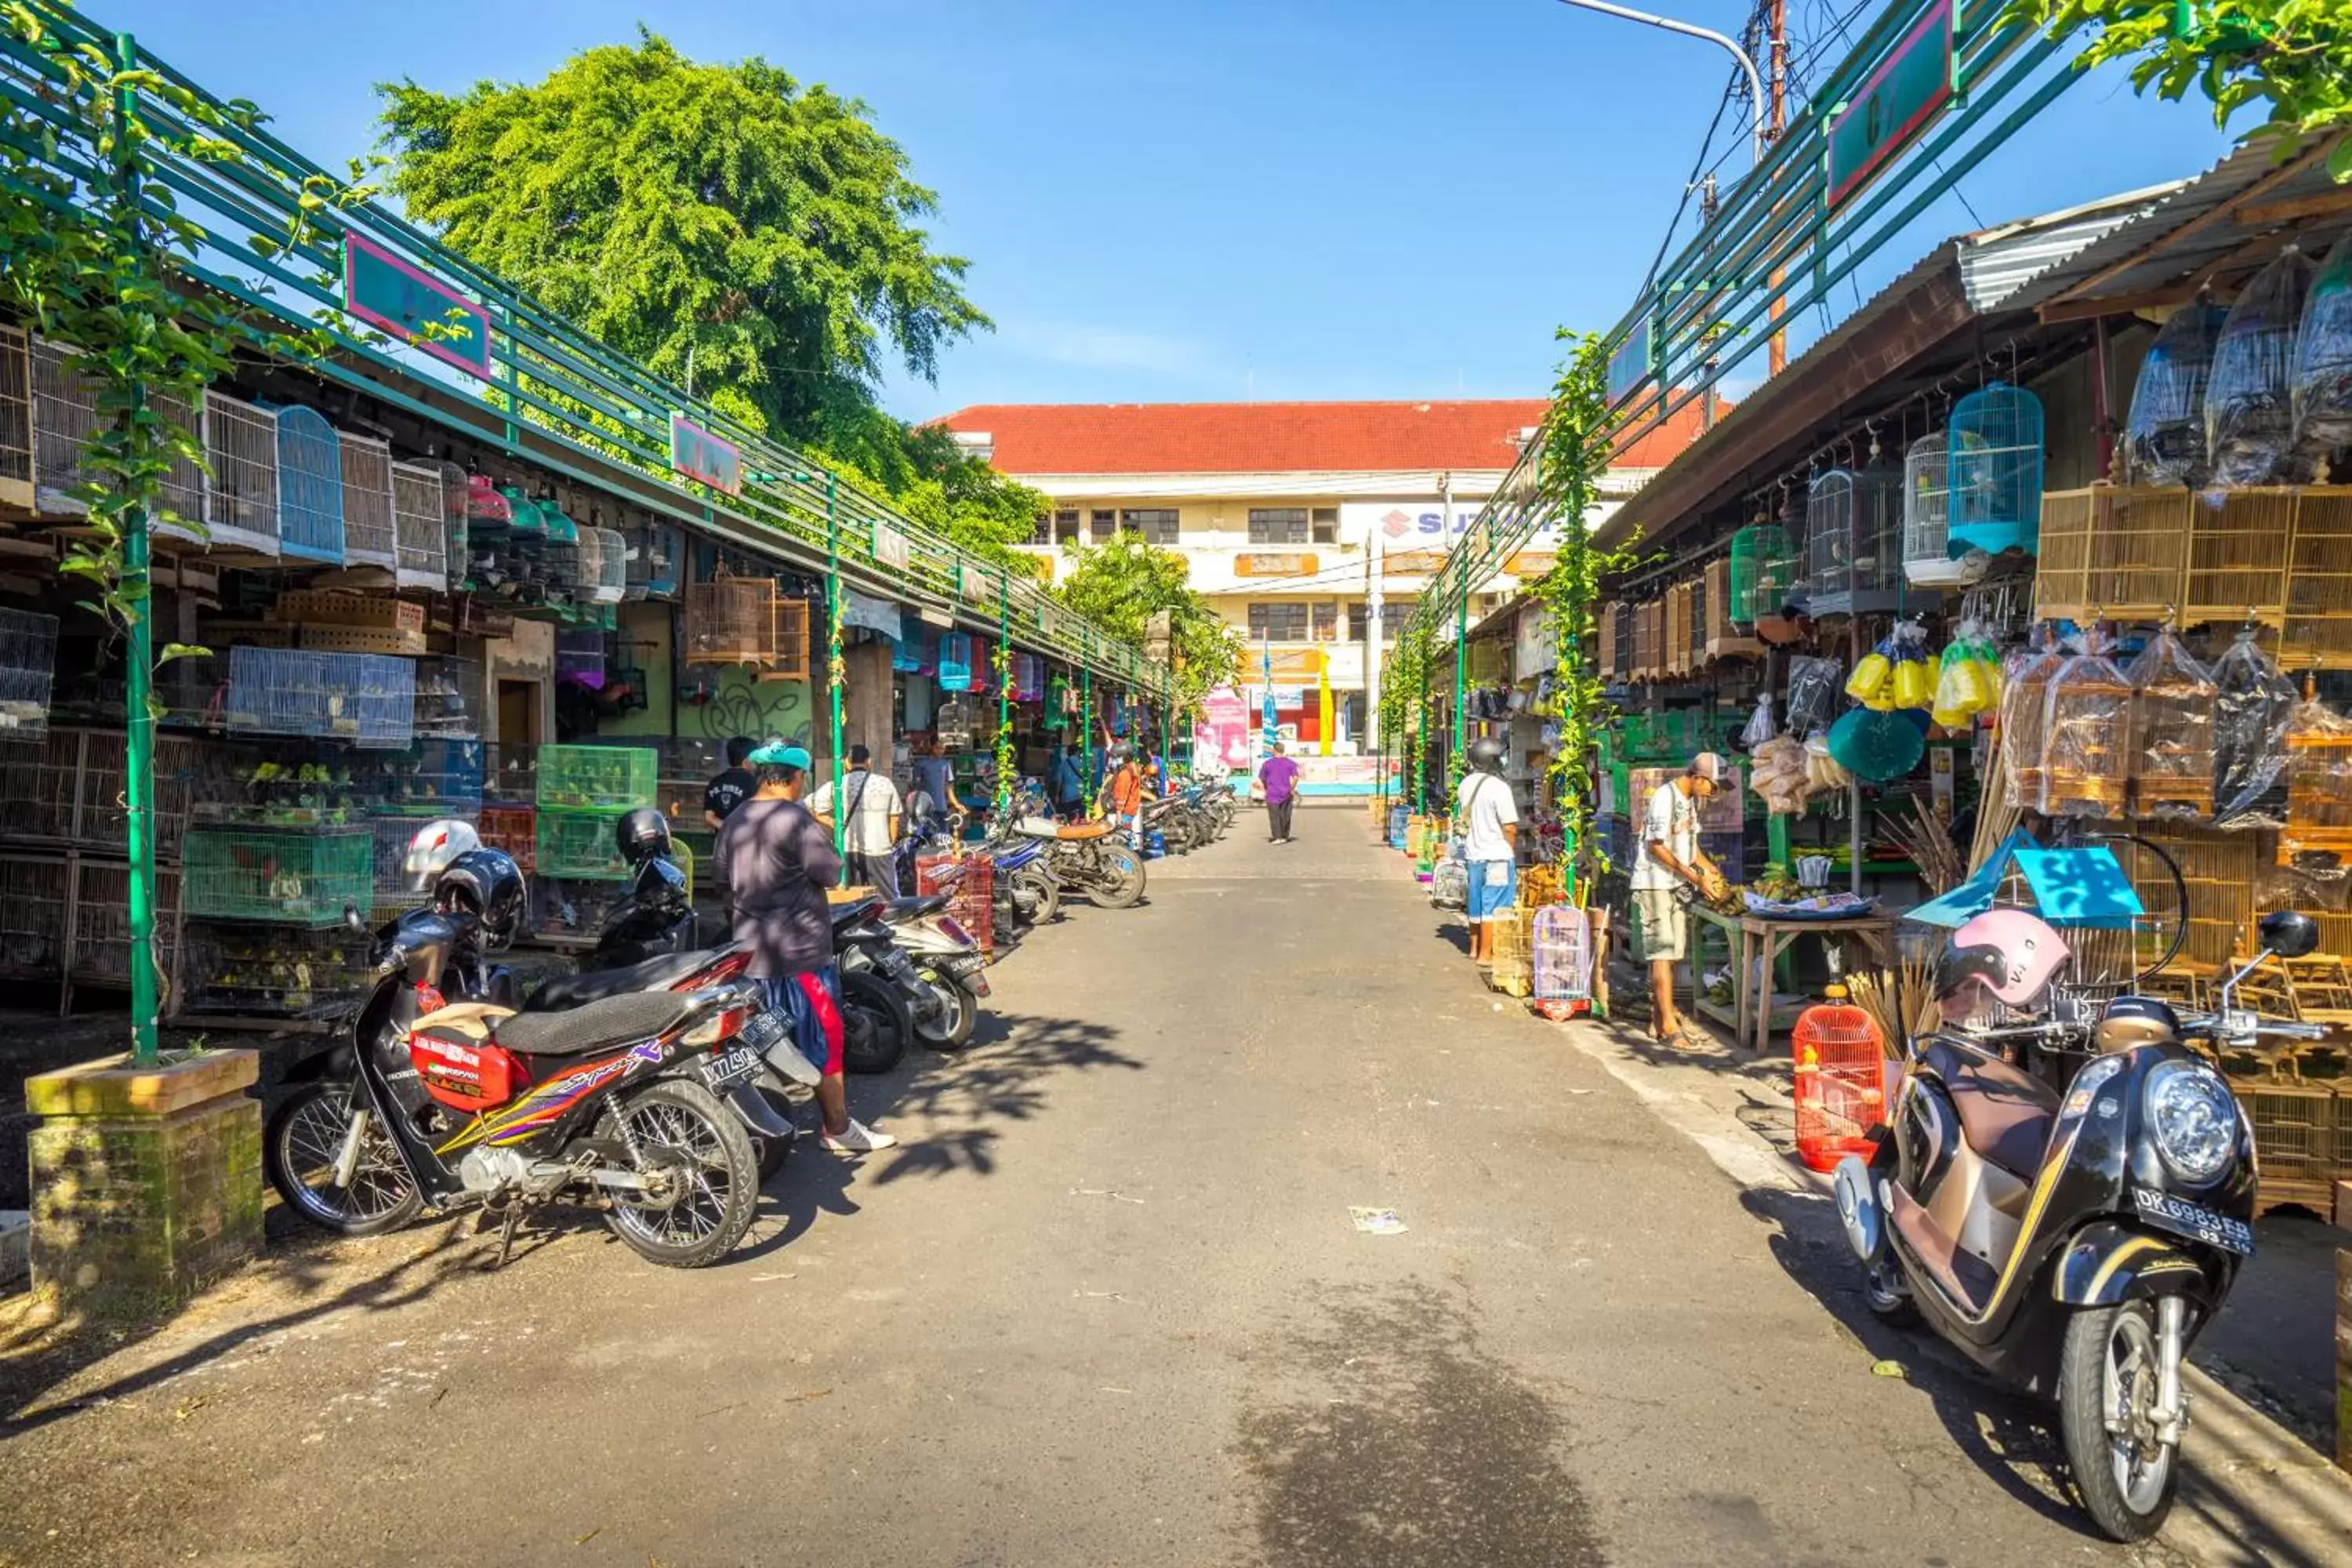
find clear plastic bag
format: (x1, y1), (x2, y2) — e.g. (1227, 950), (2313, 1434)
(1740, 692), (1777, 750)
(2125, 629), (2218, 821)
(2210, 628), (2297, 829)
(1785, 655), (1844, 735)
(2292, 236), (2352, 472)
(2125, 298), (2229, 486)
(2039, 634), (2134, 818)
(2208, 246), (2317, 488)
(1998, 630), (2067, 813)
(2279, 693), (2352, 877)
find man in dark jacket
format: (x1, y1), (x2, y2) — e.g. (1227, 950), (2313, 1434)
(713, 742), (895, 1156)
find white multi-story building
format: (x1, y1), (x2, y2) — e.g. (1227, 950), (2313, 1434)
(937, 399), (1708, 751)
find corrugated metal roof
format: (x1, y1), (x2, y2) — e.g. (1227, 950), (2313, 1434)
(1957, 180), (2186, 310)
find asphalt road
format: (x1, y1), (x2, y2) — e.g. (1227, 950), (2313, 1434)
(1, 808), (2201, 1566)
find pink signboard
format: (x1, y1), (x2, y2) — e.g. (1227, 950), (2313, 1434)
(1194, 685), (1252, 771)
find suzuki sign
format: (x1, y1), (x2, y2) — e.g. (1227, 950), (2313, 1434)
(1339, 501), (1563, 546)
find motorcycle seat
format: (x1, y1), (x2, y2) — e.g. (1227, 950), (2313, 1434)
(886, 894), (951, 921)
(1058, 820), (1116, 841)
(1922, 1036), (2060, 1180)
(528, 950), (713, 1012)
(495, 990), (696, 1058)
(830, 899), (884, 929)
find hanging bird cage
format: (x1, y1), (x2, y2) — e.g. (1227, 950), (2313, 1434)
(588, 527), (628, 604)
(0, 607), (59, 736)
(1806, 467), (1904, 616)
(2279, 699), (2352, 877)
(1703, 558), (1759, 659)
(623, 520), (681, 600)
(1011, 652), (1043, 702)
(335, 431), (398, 570)
(1531, 905), (1592, 1014)
(197, 391), (281, 557)
(891, 626), (930, 674)
(428, 462), (470, 590)
(938, 632), (975, 691)
(2000, 633), (2067, 812)
(538, 499), (583, 602)
(573, 527), (604, 605)
(29, 338), (207, 532)
(555, 627), (606, 688)
(1947, 383), (2045, 557)
(389, 460), (447, 590)
(1727, 524), (1791, 626)
(266, 403), (345, 563)
(1612, 601), (1634, 677)
(0, 324), (31, 514)
(2039, 636), (2135, 818)
(1902, 431), (1986, 588)
(1806, 470), (1857, 606)
(1664, 582), (1693, 675)
(687, 577), (779, 666)
(2126, 628), (2219, 821)
(1597, 601), (1619, 677)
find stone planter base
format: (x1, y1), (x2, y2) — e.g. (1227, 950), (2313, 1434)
(24, 1049), (263, 1318)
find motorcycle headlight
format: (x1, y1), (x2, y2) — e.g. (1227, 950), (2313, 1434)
(2144, 1059), (2240, 1185)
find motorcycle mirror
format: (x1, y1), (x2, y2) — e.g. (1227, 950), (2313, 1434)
(345, 905), (366, 933)
(2257, 909), (2319, 960)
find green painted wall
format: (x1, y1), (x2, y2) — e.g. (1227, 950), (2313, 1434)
(600, 602), (677, 740)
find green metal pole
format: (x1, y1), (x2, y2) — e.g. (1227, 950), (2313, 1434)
(825, 472), (845, 855)
(1081, 655), (1094, 815)
(996, 568), (1012, 818)
(115, 32), (158, 1064)
(1452, 565), (1468, 803)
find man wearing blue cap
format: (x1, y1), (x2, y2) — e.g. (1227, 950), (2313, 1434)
(713, 739), (897, 1154)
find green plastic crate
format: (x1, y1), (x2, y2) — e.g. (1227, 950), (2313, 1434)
(182, 825), (374, 926)
(537, 808), (630, 880)
(535, 745), (656, 811)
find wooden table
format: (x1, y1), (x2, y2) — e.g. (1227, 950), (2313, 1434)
(1731, 913), (1897, 1054)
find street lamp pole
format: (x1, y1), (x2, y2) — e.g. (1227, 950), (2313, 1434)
(1550, 0), (1767, 164)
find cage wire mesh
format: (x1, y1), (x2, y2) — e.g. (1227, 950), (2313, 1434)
(267, 403), (345, 562)
(201, 391), (281, 555)
(624, 519), (680, 598)
(573, 526), (604, 607)
(556, 627), (607, 688)
(336, 431), (397, 569)
(390, 460), (447, 590)
(589, 526), (627, 603)
(0, 324), (31, 510)
(222, 646), (416, 747)
(1947, 383), (2045, 556)
(1532, 904), (1592, 1010)
(412, 656), (481, 739)
(430, 461), (470, 590)
(1902, 431), (1984, 587)
(30, 338), (206, 529)
(0, 607), (58, 736)
(685, 578), (782, 664)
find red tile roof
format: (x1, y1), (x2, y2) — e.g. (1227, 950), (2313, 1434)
(934, 398), (1712, 477)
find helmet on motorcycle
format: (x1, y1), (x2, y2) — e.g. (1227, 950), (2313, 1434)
(403, 818), (481, 891)
(1468, 735), (1508, 771)
(1106, 743), (1131, 766)
(615, 806), (672, 862)
(434, 848), (526, 950)
(1941, 909), (2070, 1011)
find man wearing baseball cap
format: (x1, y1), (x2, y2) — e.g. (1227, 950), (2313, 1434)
(1628, 751), (1731, 1051)
(713, 739), (896, 1155)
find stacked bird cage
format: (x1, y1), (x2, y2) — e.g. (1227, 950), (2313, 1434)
(2185, 488), (2295, 629)
(220, 646), (416, 748)
(2283, 488), (2352, 670)
(181, 823), (374, 926)
(337, 431), (399, 571)
(2125, 630), (2219, 821)
(534, 744), (657, 880)
(268, 403), (345, 563)
(0, 607), (58, 737)
(0, 323), (31, 514)
(1488, 907), (1537, 997)
(1948, 383), (2045, 557)
(1901, 431), (1985, 588)
(200, 392), (282, 557)
(389, 460), (448, 590)
(2033, 488), (2193, 625)
(2038, 636), (2136, 818)
(30, 338), (206, 529)
(1530, 904), (1592, 1018)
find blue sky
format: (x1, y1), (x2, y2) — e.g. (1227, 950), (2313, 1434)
(101, 0), (2237, 417)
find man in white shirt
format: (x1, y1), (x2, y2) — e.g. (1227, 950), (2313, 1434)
(1457, 735), (1519, 965)
(1630, 752), (1730, 1048)
(810, 744), (905, 898)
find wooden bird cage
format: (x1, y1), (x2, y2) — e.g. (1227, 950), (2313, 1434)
(1664, 582), (1692, 675)
(1949, 382), (2045, 556)
(267, 403), (345, 563)
(1487, 908), (1537, 997)
(1631, 601), (1659, 681)
(684, 578), (809, 675)
(30, 337), (205, 532)
(198, 390), (281, 557)
(2280, 715), (2352, 877)
(1597, 601), (1620, 677)
(2125, 631), (2219, 821)
(1703, 558), (1759, 659)
(430, 461), (470, 590)
(336, 431), (398, 572)
(390, 460), (448, 590)
(2038, 642), (2134, 818)
(0, 324), (31, 514)
(2034, 487), (2192, 625)
(2000, 638), (2067, 813)
(2281, 487), (2352, 670)
(2184, 488), (2294, 629)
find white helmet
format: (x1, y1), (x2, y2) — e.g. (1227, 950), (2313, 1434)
(404, 818), (482, 891)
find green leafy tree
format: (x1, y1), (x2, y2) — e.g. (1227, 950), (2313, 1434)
(2007, 2), (2352, 177)
(1054, 532), (1241, 714)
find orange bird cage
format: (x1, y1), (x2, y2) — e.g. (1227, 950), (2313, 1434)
(1791, 985), (1888, 1173)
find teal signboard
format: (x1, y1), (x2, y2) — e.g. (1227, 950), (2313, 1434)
(670, 414), (743, 495)
(343, 234), (493, 377)
(1828, 0), (1954, 209)
(1606, 316), (1653, 408)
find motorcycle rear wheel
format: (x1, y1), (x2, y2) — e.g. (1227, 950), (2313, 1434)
(1011, 866), (1061, 925)
(913, 964), (978, 1048)
(841, 971), (912, 1074)
(266, 1081), (423, 1237)
(601, 1079), (758, 1269)
(2059, 1300), (2179, 1541)
(1084, 847), (1147, 909)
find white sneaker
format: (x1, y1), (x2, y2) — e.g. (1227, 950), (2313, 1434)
(821, 1118), (898, 1155)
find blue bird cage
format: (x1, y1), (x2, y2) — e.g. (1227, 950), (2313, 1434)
(266, 403), (345, 563)
(891, 626), (929, 674)
(937, 632), (973, 691)
(1947, 382), (2045, 557)
(623, 521), (681, 599)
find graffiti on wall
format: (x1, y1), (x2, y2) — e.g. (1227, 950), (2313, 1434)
(685, 669), (814, 747)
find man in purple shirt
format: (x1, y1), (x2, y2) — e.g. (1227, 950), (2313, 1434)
(1258, 742), (1301, 844)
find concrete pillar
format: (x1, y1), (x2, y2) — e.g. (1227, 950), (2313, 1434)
(25, 1049), (263, 1317)
(844, 641), (894, 765)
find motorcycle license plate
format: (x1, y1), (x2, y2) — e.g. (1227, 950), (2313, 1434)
(701, 1043), (761, 1090)
(2132, 1189), (2254, 1256)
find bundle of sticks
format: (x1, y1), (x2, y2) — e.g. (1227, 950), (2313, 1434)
(1879, 797), (1967, 895)
(1846, 959), (1940, 1059)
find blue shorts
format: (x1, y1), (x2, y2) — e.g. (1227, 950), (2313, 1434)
(1467, 858), (1516, 923)
(763, 965), (844, 1076)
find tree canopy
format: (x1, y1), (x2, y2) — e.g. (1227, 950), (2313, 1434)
(1054, 533), (1241, 713)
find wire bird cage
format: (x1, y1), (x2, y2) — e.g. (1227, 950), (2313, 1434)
(1901, 431), (1986, 588)
(556, 627), (606, 688)
(938, 631), (975, 691)
(1805, 467), (1904, 616)
(336, 431), (397, 570)
(539, 499), (584, 602)
(1531, 905), (1592, 1014)
(1947, 382), (2045, 557)
(412, 656), (481, 740)
(181, 823), (374, 926)
(0, 608), (59, 737)
(587, 526), (628, 604)
(199, 391), (282, 557)
(266, 403), (345, 563)
(428, 462), (470, 590)
(389, 460), (447, 590)
(29, 338), (207, 529)
(0, 324), (32, 513)
(1010, 652), (1044, 702)
(623, 520), (681, 599)
(684, 578), (808, 671)
(220, 646), (416, 748)
(1487, 908), (1536, 997)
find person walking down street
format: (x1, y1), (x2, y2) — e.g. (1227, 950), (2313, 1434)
(1630, 752), (1730, 1050)
(1258, 742), (1301, 844)
(1457, 735), (1518, 964)
(702, 736), (757, 830)
(1049, 741), (1086, 822)
(810, 743), (904, 899)
(1104, 744), (1145, 840)
(714, 742), (896, 1156)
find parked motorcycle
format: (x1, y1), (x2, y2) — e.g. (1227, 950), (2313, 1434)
(1835, 907), (2325, 1540)
(265, 849), (789, 1269)
(873, 892), (989, 1048)
(1008, 815), (1146, 909)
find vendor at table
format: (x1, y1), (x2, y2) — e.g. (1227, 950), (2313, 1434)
(1630, 752), (1731, 1050)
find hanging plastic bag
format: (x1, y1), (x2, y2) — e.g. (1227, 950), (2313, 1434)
(1846, 641), (1893, 706)
(2125, 628), (2220, 821)
(1998, 629), (2067, 812)
(1740, 692), (1778, 750)
(2126, 297), (2230, 485)
(2208, 246), (2317, 488)
(1889, 622), (1933, 711)
(2211, 628), (2297, 829)
(2039, 633), (2135, 818)
(2278, 691), (2352, 877)
(2292, 236), (2352, 473)
(1786, 655), (1844, 735)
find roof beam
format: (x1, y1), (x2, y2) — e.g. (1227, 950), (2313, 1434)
(2234, 184), (2352, 229)
(2038, 230), (2288, 323)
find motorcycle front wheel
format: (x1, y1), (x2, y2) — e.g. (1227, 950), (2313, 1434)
(2059, 1300), (2180, 1541)
(601, 1079), (758, 1269)
(1085, 846), (1147, 909)
(840, 970), (912, 1074)
(1011, 866), (1061, 925)
(913, 964), (978, 1049)
(266, 1080), (423, 1237)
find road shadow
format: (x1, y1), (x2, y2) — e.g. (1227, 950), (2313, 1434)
(1432, 920), (1470, 957)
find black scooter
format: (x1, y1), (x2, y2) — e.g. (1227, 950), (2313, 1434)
(1835, 909), (2326, 1541)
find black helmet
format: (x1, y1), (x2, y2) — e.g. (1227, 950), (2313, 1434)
(434, 848), (526, 949)
(1468, 735), (1508, 771)
(616, 806), (672, 861)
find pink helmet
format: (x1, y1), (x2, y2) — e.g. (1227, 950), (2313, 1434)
(1939, 909), (2071, 1011)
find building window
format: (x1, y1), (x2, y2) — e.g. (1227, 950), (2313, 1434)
(1311, 600), (1339, 641)
(1349, 602), (1401, 642)
(1029, 514), (1053, 546)
(1122, 507), (1179, 544)
(1312, 506), (1339, 544)
(1247, 602), (1310, 641)
(1090, 509), (1119, 543)
(1248, 506), (1308, 544)
(1030, 509), (1080, 546)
